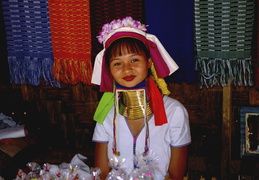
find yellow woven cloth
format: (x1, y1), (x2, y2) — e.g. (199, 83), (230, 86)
(49, 0), (92, 84)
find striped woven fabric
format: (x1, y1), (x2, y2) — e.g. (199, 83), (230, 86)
(48, 0), (92, 85)
(1, 0), (60, 87)
(194, 0), (254, 87)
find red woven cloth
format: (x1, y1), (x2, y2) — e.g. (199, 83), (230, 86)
(48, 0), (92, 84)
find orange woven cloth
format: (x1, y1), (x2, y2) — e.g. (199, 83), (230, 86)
(48, 0), (92, 84)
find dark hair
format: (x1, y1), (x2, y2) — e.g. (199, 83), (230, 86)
(104, 37), (150, 66)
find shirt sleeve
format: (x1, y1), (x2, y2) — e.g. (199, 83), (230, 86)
(92, 122), (109, 143)
(167, 99), (191, 147)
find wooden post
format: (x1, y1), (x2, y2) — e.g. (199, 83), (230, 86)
(221, 84), (232, 180)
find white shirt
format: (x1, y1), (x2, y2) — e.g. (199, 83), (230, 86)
(92, 96), (191, 179)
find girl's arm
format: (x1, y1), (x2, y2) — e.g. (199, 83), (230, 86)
(94, 142), (110, 179)
(168, 146), (188, 180)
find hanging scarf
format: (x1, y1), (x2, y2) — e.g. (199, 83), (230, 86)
(1, 0), (59, 87)
(145, 0), (197, 83)
(48, 0), (92, 85)
(194, 0), (254, 88)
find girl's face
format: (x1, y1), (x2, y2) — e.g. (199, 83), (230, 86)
(109, 53), (151, 88)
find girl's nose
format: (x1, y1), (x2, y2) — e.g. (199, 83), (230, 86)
(123, 63), (132, 73)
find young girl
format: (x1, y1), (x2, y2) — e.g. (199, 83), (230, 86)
(91, 17), (191, 180)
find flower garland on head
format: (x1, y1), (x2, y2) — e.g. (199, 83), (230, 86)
(98, 17), (147, 44)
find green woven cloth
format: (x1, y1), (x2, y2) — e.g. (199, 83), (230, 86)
(194, 0), (254, 87)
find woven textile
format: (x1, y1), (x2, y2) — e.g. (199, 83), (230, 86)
(195, 0), (254, 87)
(145, 0), (197, 83)
(48, 0), (92, 84)
(1, 0), (59, 87)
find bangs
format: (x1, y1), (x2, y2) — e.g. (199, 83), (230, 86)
(110, 39), (145, 57)
(105, 37), (150, 65)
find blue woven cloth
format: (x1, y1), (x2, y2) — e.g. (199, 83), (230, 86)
(145, 0), (197, 83)
(2, 0), (60, 87)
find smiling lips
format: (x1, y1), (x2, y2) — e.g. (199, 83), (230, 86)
(123, 75), (136, 81)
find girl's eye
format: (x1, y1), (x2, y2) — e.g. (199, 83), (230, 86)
(131, 58), (139, 63)
(113, 62), (121, 66)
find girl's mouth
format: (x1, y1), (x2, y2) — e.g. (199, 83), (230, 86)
(123, 76), (136, 81)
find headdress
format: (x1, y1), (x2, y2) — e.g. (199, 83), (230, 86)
(92, 17), (179, 125)
(91, 17), (179, 92)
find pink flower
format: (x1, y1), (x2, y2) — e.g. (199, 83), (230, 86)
(97, 16), (147, 44)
